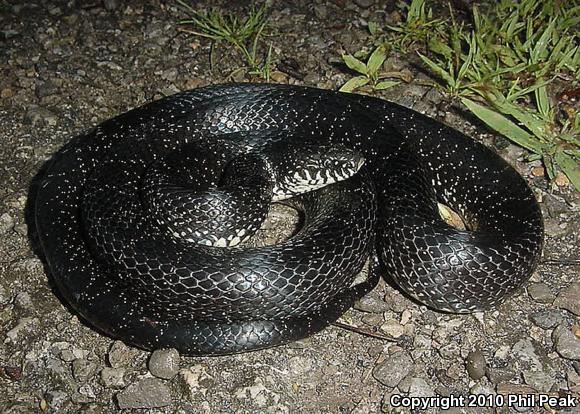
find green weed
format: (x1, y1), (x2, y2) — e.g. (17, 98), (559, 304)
(340, 45), (402, 92)
(176, 2), (274, 80)
(386, 0), (446, 51)
(384, 0), (580, 189)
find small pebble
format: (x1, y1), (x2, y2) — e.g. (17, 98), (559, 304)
(72, 359), (98, 382)
(554, 172), (570, 187)
(269, 71), (288, 83)
(303, 73), (321, 85)
(14, 292), (33, 311)
(313, 4), (328, 20)
(116, 378), (172, 409)
(527, 283), (555, 303)
(35, 80), (59, 99)
(108, 341), (141, 368)
(544, 218), (570, 237)
(400, 309), (412, 325)
(23, 106), (57, 126)
(438, 342), (460, 359)
(183, 78), (204, 89)
(13, 223), (27, 236)
(470, 383), (494, 396)
(354, 292), (391, 313)
(380, 319), (405, 338)
(361, 313), (383, 327)
(383, 290), (409, 313)
(287, 355), (316, 377)
(77, 403), (103, 414)
(46, 357), (67, 376)
(235, 377), (280, 407)
(1, 88), (14, 98)
(103, 0), (119, 11)
(465, 349), (486, 380)
(353, 0), (375, 8)
(531, 166), (545, 177)
(44, 390), (69, 412)
(543, 193), (569, 218)
(0, 285), (9, 305)
(0, 212), (14, 234)
(6, 317), (37, 341)
(60, 349), (76, 363)
(179, 365), (212, 398)
(486, 366), (517, 384)
(101, 367), (127, 389)
(523, 370), (554, 392)
(148, 349), (180, 380)
(407, 377), (434, 397)
(160, 68), (178, 82)
(530, 310), (564, 329)
(77, 384), (96, 400)
(372, 351), (413, 387)
(552, 325), (580, 360)
(511, 339), (542, 370)
(554, 283), (580, 316)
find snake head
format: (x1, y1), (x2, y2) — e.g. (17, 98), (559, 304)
(270, 143), (365, 201)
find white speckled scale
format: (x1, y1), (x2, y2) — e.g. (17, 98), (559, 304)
(34, 83), (544, 355)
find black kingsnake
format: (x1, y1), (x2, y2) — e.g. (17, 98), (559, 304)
(35, 84), (544, 355)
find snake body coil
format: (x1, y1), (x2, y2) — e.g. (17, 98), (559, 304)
(35, 84), (543, 355)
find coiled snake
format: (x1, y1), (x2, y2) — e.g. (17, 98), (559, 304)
(35, 84), (544, 355)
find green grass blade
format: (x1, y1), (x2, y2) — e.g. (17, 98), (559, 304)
(418, 53), (455, 88)
(462, 98), (544, 154)
(457, 33), (475, 80)
(556, 45), (579, 70)
(491, 95), (549, 141)
(505, 11), (521, 39)
(428, 37), (453, 59)
(530, 19), (555, 63)
(534, 84), (550, 119)
(407, 0), (425, 21)
(559, 133), (580, 146)
(543, 154), (557, 179)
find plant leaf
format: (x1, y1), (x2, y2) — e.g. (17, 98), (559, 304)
(491, 97), (549, 142)
(462, 98), (544, 154)
(368, 21), (379, 35)
(418, 53), (455, 88)
(367, 45), (387, 76)
(534, 83), (550, 119)
(342, 54), (368, 75)
(530, 19), (554, 64)
(457, 32), (476, 81)
(375, 80), (400, 90)
(554, 151), (580, 190)
(543, 154), (557, 179)
(339, 76), (370, 92)
(428, 37), (453, 59)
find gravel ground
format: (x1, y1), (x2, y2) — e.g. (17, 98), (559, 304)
(1, 1), (579, 413)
